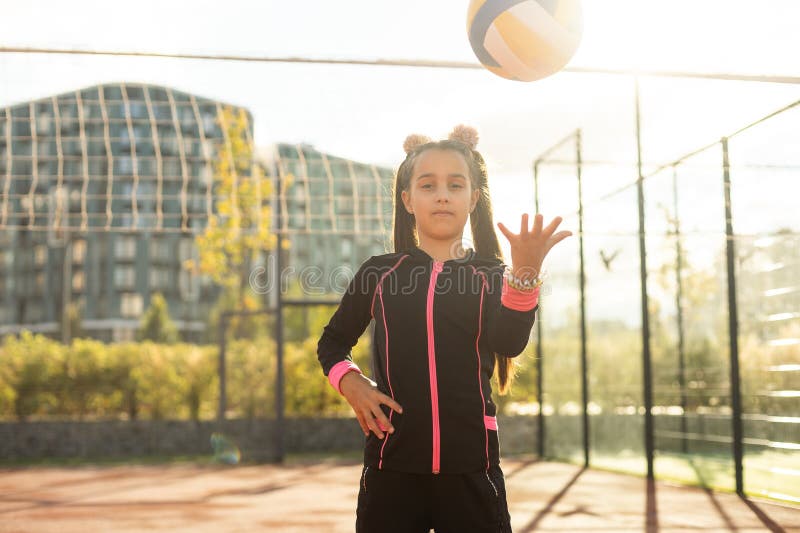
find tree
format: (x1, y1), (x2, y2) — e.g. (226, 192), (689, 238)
(184, 106), (275, 340)
(137, 292), (179, 344)
(58, 301), (84, 342)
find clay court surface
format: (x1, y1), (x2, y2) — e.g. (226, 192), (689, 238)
(1, 456), (798, 532)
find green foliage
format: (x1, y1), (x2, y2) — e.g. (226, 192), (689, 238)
(0, 331), (364, 422)
(110, 342), (143, 420)
(136, 293), (179, 344)
(284, 336), (370, 417)
(179, 346), (218, 421)
(185, 106), (275, 342)
(225, 337), (275, 419)
(59, 337), (113, 419)
(2, 263), (790, 422)
(0, 332), (64, 420)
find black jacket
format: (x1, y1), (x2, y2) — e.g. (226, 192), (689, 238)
(317, 244), (539, 474)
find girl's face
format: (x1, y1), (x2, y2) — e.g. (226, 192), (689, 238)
(401, 148), (480, 244)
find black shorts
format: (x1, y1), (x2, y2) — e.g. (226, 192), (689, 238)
(355, 463), (512, 533)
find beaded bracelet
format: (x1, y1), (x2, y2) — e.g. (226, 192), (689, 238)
(504, 267), (544, 292)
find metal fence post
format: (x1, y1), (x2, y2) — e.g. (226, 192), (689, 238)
(533, 160), (545, 459)
(576, 130), (590, 468)
(217, 312), (228, 421)
(635, 77), (655, 480)
(721, 136), (744, 495)
(275, 173), (286, 464)
(671, 165), (689, 455)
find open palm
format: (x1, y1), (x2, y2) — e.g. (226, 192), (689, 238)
(497, 214), (572, 278)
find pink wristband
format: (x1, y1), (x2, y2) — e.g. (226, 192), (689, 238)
(328, 360), (362, 394)
(501, 276), (540, 311)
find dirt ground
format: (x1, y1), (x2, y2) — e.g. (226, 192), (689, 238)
(1, 456), (798, 532)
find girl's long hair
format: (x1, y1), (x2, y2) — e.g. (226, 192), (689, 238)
(391, 139), (517, 395)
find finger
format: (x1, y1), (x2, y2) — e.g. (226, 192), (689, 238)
(543, 216), (563, 238)
(496, 222), (514, 241)
(370, 405), (394, 434)
(363, 409), (385, 439)
(355, 413), (369, 436)
(546, 231), (573, 253)
(554, 230), (573, 242)
(380, 395), (403, 414)
(532, 213), (543, 236)
(520, 213), (528, 236)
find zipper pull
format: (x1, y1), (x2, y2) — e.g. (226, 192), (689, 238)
(433, 260), (444, 272)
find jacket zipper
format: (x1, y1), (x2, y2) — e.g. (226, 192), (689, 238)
(427, 260), (444, 474)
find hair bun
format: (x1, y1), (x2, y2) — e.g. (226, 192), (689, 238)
(403, 134), (432, 154)
(448, 124), (479, 150)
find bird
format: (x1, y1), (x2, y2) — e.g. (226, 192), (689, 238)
(599, 248), (621, 271)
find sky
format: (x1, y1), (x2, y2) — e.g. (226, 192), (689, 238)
(1, 0), (799, 325)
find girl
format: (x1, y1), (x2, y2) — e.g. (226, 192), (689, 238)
(317, 125), (572, 532)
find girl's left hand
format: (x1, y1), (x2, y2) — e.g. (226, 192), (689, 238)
(497, 213), (572, 278)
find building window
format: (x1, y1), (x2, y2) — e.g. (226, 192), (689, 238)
(116, 156), (133, 175)
(149, 267), (170, 289)
(26, 303), (42, 322)
(149, 239), (171, 261)
(72, 239), (86, 263)
(178, 238), (195, 263)
(341, 239), (352, 257)
(35, 272), (45, 294)
(114, 266), (136, 289)
(179, 269), (199, 301)
(115, 236), (137, 260)
(36, 112), (53, 135)
(120, 292), (143, 318)
(199, 163), (212, 185)
(34, 245), (47, 267)
(72, 271), (84, 292)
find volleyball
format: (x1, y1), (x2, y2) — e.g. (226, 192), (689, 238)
(467, 0), (583, 82)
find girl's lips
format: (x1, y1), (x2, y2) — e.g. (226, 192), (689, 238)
(433, 212), (453, 216)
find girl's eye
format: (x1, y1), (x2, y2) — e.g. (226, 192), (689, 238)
(421, 184), (463, 189)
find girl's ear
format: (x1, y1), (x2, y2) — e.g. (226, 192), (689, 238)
(401, 189), (414, 214)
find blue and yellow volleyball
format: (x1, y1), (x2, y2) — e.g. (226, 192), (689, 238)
(467, 0), (583, 82)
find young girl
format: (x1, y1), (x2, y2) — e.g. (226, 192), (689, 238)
(317, 125), (572, 532)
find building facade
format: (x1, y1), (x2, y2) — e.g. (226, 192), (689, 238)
(268, 142), (395, 296)
(0, 83), (396, 342)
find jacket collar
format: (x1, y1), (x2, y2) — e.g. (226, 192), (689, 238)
(405, 244), (477, 264)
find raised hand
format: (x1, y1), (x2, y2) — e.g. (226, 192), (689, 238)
(497, 213), (572, 279)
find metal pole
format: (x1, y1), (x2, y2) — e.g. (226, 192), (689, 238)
(671, 165), (689, 455)
(576, 129), (590, 468)
(275, 170), (286, 463)
(635, 77), (655, 480)
(217, 312), (228, 421)
(61, 235), (72, 344)
(721, 137), (744, 495)
(533, 160), (545, 459)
